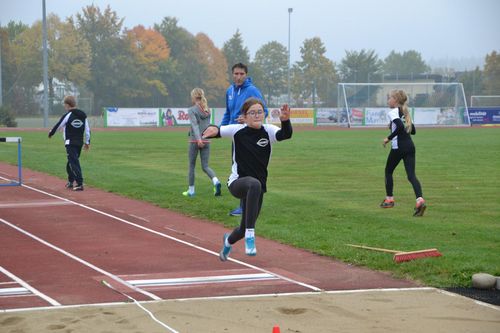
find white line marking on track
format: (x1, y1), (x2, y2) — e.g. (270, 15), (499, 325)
(0, 282), (18, 286)
(0, 218), (161, 301)
(0, 200), (72, 208)
(127, 214), (150, 223)
(0, 266), (60, 306)
(128, 273), (278, 287)
(0, 287), (433, 314)
(6, 287), (497, 314)
(0, 287), (31, 296)
(18, 182), (323, 292)
(173, 287), (500, 312)
(436, 288), (500, 311)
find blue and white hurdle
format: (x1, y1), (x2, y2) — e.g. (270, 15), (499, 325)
(0, 137), (22, 186)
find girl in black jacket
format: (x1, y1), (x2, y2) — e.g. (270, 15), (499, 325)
(381, 90), (426, 216)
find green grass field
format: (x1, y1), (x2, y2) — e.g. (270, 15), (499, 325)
(1, 127), (499, 287)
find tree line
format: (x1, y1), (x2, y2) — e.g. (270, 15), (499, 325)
(0, 4), (499, 119)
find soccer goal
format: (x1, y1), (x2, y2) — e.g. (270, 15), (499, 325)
(0, 137), (23, 186)
(338, 82), (470, 127)
(470, 95), (500, 107)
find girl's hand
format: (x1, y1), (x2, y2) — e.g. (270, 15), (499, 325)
(279, 104), (290, 121)
(382, 137), (389, 147)
(236, 115), (245, 124)
(202, 125), (219, 139)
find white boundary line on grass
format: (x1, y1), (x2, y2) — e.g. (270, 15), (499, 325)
(12, 180), (322, 292)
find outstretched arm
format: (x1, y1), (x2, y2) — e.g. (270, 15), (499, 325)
(279, 104), (290, 121)
(48, 112), (70, 138)
(276, 104), (292, 141)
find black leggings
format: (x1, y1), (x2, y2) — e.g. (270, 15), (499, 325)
(66, 144), (83, 185)
(227, 177), (264, 244)
(385, 148), (422, 198)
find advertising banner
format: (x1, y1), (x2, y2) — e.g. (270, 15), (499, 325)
(210, 108), (226, 125)
(316, 108), (348, 126)
(349, 108), (364, 125)
(267, 108), (314, 125)
(160, 108), (191, 126)
(266, 107), (283, 124)
(105, 108), (160, 127)
(365, 108), (391, 125)
(468, 108), (500, 124)
(413, 108), (440, 125)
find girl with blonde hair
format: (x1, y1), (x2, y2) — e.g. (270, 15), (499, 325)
(381, 89), (426, 216)
(182, 88), (221, 197)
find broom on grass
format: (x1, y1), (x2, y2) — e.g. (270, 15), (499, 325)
(346, 244), (442, 263)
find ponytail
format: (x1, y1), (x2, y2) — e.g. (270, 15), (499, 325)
(391, 89), (412, 133)
(401, 102), (412, 133)
(190, 88), (209, 112)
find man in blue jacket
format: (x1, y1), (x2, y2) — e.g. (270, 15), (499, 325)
(222, 63), (268, 216)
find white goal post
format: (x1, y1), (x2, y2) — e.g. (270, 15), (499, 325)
(470, 95), (500, 108)
(338, 82), (470, 127)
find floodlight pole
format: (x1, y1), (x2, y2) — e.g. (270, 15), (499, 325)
(287, 8), (293, 105)
(0, 37), (3, 107)
(42, 0), (49, 127)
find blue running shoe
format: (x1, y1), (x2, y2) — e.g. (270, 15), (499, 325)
(220, 233), (232, 261)
(245, 236), (256, 256)
(214, 183), (222, 196)
(229, 206), (242, 216)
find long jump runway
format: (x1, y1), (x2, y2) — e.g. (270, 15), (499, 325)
(2, 164), (500, 333)
(0, 163), (416, 311)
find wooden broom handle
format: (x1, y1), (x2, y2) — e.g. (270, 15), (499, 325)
(346, 244), (401, 254)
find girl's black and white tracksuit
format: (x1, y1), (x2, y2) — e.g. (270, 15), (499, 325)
(48, 109), (91, 186)
(385, 107), (422, 198)
(220, 120), (292, 244)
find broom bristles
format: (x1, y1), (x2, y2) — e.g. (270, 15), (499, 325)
(393, 248), (442, 263)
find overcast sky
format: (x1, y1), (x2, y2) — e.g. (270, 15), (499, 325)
(1, 0), (499, 69)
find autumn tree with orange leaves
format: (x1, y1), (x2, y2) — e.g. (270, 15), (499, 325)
(195, 33), (229, 106)
(125, 25), (170, 99)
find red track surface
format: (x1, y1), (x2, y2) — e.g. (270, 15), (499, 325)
(0, 163), (416, 311)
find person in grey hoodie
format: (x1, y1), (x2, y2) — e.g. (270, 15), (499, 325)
(182, 88), (221, 197)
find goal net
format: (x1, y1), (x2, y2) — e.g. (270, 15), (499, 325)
(470, 95), (500, 107)
(338, 82), (470, 127)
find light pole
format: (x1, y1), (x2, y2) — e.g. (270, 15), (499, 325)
(42, 0), (49, 127)
(0, 37), (3, 107)
(287, 8), (293, 105)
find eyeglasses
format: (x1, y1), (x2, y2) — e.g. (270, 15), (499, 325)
(247, 110), (264, 117)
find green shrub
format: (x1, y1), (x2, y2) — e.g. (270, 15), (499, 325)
(0, 106), (18, 127)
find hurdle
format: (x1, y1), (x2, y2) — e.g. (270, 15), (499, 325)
(0, 137), (22, 186)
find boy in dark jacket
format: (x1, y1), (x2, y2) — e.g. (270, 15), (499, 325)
(48, 95), (91, 191)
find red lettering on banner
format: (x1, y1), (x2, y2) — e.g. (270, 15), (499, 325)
(177, 110), (189, 120)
